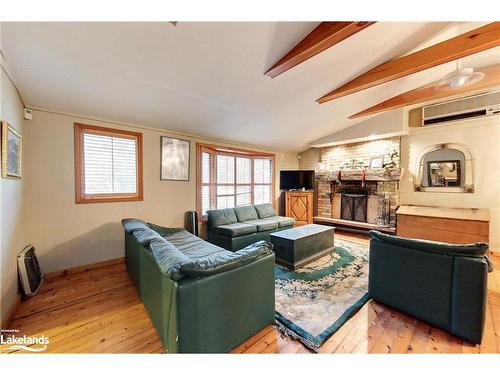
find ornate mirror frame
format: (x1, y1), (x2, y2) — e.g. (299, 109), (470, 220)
(414, 143), (474, 193)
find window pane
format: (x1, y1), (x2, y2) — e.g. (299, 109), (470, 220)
(236, 157), (251, 184)
(217, 195), (235, 209)
(236, 185), (251, 206)
(217, 155), (234, 184)
(254, 158), (271, 184)
(201, 186), (210, 216)
(84, 133), (113, 194)
(254, 184), (271, 205)
(83, 133), (137, 195)
(217, 185), (235, 196)
(112, 137), (137, 193)
(202, 152), (211, 184)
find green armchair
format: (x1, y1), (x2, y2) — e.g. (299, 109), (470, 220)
(368, 230), (491, 344)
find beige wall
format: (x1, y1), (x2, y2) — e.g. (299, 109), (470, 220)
(23, 110), (298, 273)
(298, 148), (320, 171)
(0, 67), (26, 324)
(399, 116), (500, 251)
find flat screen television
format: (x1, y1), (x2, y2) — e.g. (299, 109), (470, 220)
(280, 170), (315, 190)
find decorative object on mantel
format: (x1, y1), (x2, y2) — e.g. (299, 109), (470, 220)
(160, 136), (190, 181)
(414, 143), (474, 193)
(369, 156), (384, 169)
(1, 121), (22, 179)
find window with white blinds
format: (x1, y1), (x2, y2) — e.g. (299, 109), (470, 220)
(198, 144), (274, 218)
(75, 123), (143, 203)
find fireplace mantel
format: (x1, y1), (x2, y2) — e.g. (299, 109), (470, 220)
(317, 170), (400, 182)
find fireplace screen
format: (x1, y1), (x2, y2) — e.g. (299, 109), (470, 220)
(341, 193), (367, 222)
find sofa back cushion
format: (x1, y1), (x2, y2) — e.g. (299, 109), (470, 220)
(122, 218), (149, 234)
(133, 228), (165, 247)
(176, 240), (273, 279)
(207, 208), (237, 229)
(369, 230), (489, 256)
(254, 203), (277, 219)
(149, 237), (190, 281)
(233, 205), (259, 222)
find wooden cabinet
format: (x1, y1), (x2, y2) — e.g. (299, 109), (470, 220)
(396, 205), (490, 244)
(285, 191), (314, 226)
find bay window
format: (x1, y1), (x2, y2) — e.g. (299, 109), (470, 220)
(197, 143), (274, 219)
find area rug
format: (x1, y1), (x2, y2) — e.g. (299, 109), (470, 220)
(274, 238), (369, 351)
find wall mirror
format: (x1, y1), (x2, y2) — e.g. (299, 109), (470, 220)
(414, 143), (474, 193)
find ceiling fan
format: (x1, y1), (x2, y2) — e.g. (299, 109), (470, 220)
(442, 60), (485, 89)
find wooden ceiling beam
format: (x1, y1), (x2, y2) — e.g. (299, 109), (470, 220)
(265, 22), (375, 78)
(349, 64), (500, 119)
(317, 22), (500, 104)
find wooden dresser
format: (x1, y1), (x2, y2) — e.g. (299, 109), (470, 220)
(285, 191), (314, 226)
(396, 205), (490, 244)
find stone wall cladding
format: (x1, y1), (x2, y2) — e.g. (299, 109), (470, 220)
(315, 137), (401, 225)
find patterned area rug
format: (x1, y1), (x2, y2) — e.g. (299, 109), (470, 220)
(274, 238), (369, 351)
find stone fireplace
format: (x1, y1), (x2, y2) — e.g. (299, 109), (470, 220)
(315, 137), (400, 228)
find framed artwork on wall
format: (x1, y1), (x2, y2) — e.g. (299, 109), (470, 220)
(161, 136), (190, 181)
(1, 121), (22, 179)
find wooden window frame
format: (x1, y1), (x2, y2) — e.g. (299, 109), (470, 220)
(74, 123), (143, 204)
(196, 142), (275, 222)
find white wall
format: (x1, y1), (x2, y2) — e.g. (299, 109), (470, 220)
(0, 66), (26, 324)
(23, 110), (298, 274)
(309, 109), (407, 147)
(399, 116), (500, 250)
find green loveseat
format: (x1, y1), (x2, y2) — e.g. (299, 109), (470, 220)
(207, 203), (295, 251)
(121, 218), (276, 353)
(368, 230), (492, 344)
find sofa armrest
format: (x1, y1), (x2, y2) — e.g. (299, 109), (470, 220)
(450, 257), (488, 344)
(176, 252), (276, 353)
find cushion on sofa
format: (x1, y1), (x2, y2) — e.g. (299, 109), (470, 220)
(164, 229), (228, 259)
(216, 223), (257, 237)
(233, 205), (259, 222)
(174, 240), (274, 279)
(369, 230), (489, 256)
(243, 219), (278, 232)
(148, 223), (185, 237)
(149, 237), (190, 280)
(254, 203), (277, 219)
(122, 218), (150, 234)
(273, 216), (295, 228)
(133, 228), (165, 247)
(207, 208), (238, 228)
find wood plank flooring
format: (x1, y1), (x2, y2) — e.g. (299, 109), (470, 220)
(2, 232), (499, 354)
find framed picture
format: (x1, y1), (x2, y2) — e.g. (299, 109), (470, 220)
(1, 121), (22, 179)
(161, 136), (190, 181)
(369, 156), (384, 169)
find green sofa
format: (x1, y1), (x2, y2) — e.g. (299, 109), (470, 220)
(121, 218), (276, 353)
(368, 230), (492, 344)
(207, 203), (295, 251)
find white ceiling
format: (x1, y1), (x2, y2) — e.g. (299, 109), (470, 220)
(2, 22), (499, 152)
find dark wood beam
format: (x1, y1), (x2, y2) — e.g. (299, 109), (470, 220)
(317, 22), (500, 104)
(349, 64), (500, 119)
(265, 22), (375, 78)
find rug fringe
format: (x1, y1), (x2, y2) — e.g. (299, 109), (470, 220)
(274, 319), (318, 353)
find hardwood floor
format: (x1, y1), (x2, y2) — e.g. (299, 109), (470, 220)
(2, 232), (499, 354)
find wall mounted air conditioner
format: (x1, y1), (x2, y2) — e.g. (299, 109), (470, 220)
(422, 91), (500, 126)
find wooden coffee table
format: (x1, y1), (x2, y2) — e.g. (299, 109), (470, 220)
(270, 224), (335, 270)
